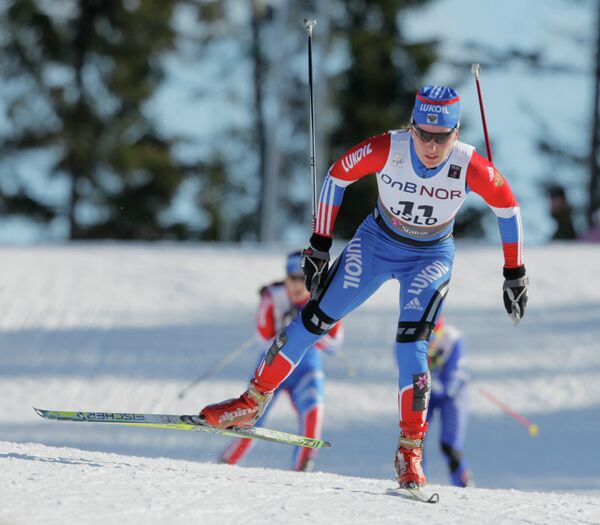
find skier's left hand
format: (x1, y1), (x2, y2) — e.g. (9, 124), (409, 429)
(502, 266), (528, 325)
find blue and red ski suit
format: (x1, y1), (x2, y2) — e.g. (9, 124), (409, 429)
(251, 129), (523, 439)
(221, 281), (343, 471)
(420, 321), (471, 486)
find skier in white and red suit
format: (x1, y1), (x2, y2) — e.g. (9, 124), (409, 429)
(220, 251), (343, 472)
(201, 86), (529, 489)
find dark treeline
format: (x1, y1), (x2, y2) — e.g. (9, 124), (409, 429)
(0, 0), (185, 240)
(0, 0), (597, 242)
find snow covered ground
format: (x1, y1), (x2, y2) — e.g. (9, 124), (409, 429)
(1, 242), (600, 524)
(3, 440), (599, 525)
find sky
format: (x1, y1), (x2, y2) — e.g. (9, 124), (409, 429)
(403, 0), (593, 242)
(151, 0), (596, 244)
(0, 0), (595, 244)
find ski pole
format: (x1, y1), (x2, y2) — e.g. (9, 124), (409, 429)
(304, 18), (318, 230)
(177, 335), (258, 399)
(471, 63), (493, 163)
(472, 63), (523, 325)
(477, 386), (539, 437)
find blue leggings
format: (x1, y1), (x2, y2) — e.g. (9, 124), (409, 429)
(224, 347), (325, 470)
(277, 214), (455, 394)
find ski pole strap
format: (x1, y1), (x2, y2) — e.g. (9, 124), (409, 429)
(503, 276), (529, 289)
(372, 208), (452, 246)
(303, 246), (330, 262)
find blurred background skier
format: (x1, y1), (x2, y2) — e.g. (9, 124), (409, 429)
(200, 86), (528, 490)
(419, 315), (473, 487)
(219, 251), (343, 472)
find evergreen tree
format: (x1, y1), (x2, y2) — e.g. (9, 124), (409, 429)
(327, 0), (437, 238)
(178, 0), (267, 241)
(181, 1), (440, 242)
(0, 0), (184, 240)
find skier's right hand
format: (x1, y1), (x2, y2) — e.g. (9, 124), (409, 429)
(302, 234), (332, 298)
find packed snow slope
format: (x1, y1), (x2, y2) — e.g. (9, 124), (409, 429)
(2, 440), (599, 525)
(1, 242), (600, 524)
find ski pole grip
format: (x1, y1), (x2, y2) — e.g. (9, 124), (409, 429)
(304, 18), (316, 35)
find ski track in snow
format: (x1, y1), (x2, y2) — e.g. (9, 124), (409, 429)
(1, 242), (600, 524)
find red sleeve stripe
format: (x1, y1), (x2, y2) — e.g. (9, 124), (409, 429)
(316, 177), (332, 236)
(323, 177), (334, 235)
(315, 175), (343, 236)
(416, 93), (460, 105)
(502, 243), (523, 268)
(497, 208), (523, 267)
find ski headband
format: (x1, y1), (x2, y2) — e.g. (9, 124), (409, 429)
(412, 86), (460, 129)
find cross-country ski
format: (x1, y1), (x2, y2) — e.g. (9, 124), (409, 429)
(34, 408), (330, 449)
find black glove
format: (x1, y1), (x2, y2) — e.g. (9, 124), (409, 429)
(503, 266), (529, 325)
(301, 234), (332, 298)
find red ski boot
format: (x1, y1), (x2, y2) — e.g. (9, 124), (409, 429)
(200, 382), (273, 429)
(394, 432), (427, 488)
